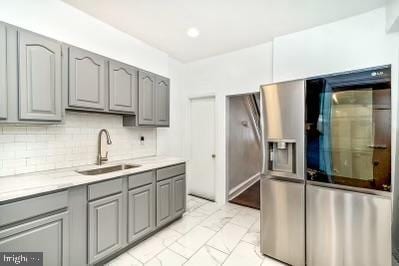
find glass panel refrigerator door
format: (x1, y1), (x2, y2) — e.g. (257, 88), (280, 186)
(306, 69), (391, 191)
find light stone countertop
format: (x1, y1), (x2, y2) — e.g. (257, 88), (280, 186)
(0, 156), (186, 203)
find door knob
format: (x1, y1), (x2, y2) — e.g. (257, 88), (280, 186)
(212, 154), (216, 158)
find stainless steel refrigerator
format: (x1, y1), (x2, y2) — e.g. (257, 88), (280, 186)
(260, 80), (306, 266)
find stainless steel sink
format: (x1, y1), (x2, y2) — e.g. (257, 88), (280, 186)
(76, 164), (141, 175)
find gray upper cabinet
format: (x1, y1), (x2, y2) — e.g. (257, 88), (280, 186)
(155, 76), (170, 126)
(0, 212), (69, 266)
(18, 30), (62, 121)
(109, 61), (138, 114)
(138, 70), (156, 125)
(88, 193), (123, 264)
(0, 23), (6, 120)
(128, 183), (155, 243)
(173, 175), (186, 217)
(68, 47), (106, 110)
(156, 178), (173, 227)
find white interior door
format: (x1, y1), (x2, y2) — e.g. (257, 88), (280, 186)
(189, 96), (216, 200)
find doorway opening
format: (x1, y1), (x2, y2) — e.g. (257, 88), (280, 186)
(226, 92), (261, 209)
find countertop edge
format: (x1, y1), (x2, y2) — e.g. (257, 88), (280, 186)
(0, 156), (187, 204)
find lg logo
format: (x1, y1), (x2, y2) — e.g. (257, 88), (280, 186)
(371, 71), (384, 77)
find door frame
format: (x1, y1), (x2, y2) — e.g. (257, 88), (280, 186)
(186, 93), (217, 201)
(225, 91), (261, 203)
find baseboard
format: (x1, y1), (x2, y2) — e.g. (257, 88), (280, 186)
(228, 173), (260, 200)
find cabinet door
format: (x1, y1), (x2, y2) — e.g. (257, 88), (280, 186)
(88, 193), (123, 264)
(0, 23), (6, 120)
(128, 183), (155, 243)
(155, 76), (170, 126)
(68, 47), (105, 110)
(173, 175), (186, 217)
(18, 30), (62, 121)
(156, 178), (173, 227)
(109, 61), (138, 113)
(0, 212), (69, 266)
(138, 70), (156, 125)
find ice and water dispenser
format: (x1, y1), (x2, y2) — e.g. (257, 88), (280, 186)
(268, 140), (296, 174)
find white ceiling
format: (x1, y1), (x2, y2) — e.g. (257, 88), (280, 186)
(62, 0), (385, 62)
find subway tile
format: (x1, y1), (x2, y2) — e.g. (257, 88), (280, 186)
(0, 112), (156, 175)
(2, 126), (27, 135)
(0, 135), (15, 143)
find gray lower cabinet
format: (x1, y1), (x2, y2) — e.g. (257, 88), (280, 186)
(88, 193), (123, 264)
(0, 212), (69, 266)
(138, 70), (156, 125)
(155, 76), (170, 126)
(172, 175), (186, 217)
(128, 183), (155, 243)
(156, 178), (173, 227)
(0, 23), (6, 120)
(18, 30), (62, 121)
(109, 61), (138, 114)
(68, 47), (106, 110)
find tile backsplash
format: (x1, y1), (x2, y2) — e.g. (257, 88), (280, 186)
(0, 111), (157, 176)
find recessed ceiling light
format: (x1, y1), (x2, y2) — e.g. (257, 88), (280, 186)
(187, 27), (200, 38)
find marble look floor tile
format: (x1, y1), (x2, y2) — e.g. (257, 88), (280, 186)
(242, 219), (261, 246)
(261, 256), (286, 266)
(229, 212), (258, 229)
(223, 241), (264, 266)
(145, 248), (187, 266)
(127, 236), (167, 263)
(238, 207), (261, 219)
(185, 245), (228, 266)
(195, 202), (221, 215)
(169, 211), (208, 234)
(207, 223), (248, 254)
(110, 198), (266, 266)
(153, 227), (182, 246)
(186, 196), (209, 212)
(169, 226), (216, 258)
(241, 231), (261, 247)
(105, 253), (143, 266)
(200, 209), (237, 232)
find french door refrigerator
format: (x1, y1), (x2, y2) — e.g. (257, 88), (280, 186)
(305, 66), (391, 266)
(260, 80), (306, 266)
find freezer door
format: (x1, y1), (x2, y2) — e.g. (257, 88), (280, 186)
(307, 184), (391, 266)
(260, 177), (305, 266)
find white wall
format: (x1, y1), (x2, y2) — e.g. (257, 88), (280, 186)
(0, 0), (169, 76)
(157, 58), (186, 157)
(273, 8), (399, 82)
(182, 43), (274, 203)
(387, 0), (399, 32)
(181, 7), (399, 204)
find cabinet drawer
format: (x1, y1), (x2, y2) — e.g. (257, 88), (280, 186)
(88, 178), (122, 201)
(156, 164), (185, 181)
(0, 191), (68, 227)
(128, 171), (155, 190)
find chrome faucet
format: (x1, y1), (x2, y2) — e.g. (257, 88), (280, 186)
(97, 129), (112, 165)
